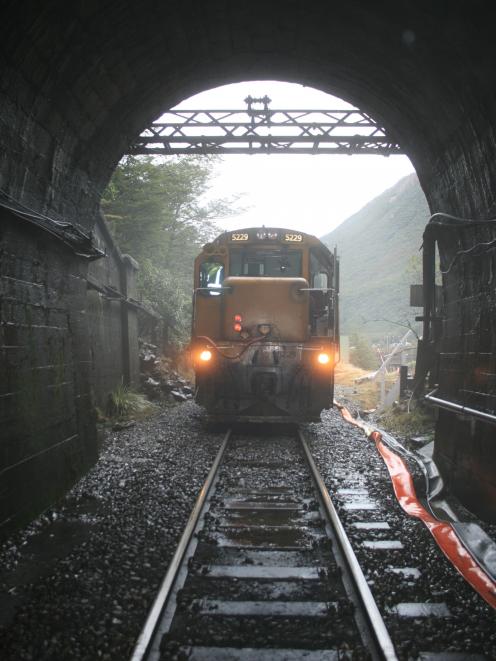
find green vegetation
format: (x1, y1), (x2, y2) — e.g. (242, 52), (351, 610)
(349, 333), (379, 370)
(102, 155), (238, 343)
(376, 404), (435, 438)
(321, 173), (430, 339)
(106, 382), (157, 420)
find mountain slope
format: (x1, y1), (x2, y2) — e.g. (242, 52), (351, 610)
(321, 173), (430, 338)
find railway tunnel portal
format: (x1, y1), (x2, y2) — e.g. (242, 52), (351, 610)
(1, 1), (496, 532)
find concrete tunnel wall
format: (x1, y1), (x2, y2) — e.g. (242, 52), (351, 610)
(0, 1), (495, 527)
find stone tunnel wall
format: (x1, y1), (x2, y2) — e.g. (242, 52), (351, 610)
(0, 208), (140, 536)
(421, 124), (496, 521)
(433, 221), (496, 521)
(0, 208), (97, 535)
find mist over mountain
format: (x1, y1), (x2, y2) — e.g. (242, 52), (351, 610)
(321, 173), (430, 339)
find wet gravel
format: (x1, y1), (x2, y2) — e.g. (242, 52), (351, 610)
(0, 402), (224, 661)
(303, 405), (496, 660)
(0, 397), (495, 661)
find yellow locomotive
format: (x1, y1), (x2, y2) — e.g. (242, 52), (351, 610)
(191, 227), (339, 422)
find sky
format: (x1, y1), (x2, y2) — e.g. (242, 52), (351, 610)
(173, 81), (415, 238)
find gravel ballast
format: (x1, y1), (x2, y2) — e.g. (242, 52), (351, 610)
(1, 398), (495, 660)
(0, 402), (224, 661)
(303, 405), (496, 659)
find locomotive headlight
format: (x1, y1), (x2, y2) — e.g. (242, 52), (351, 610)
(317, 352), (331, 365)
(199, 349), (212, 362)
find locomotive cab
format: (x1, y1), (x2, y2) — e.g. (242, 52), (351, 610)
(191, 228), (339, 422)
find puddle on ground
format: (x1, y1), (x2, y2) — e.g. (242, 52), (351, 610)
(0, 518), (94, 627)
(3, 519), (94, 586)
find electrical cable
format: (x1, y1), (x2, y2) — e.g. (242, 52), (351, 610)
(0, 185), (72, 226)
(0, 188), (105, 260)
(426, 211), (496, 227)
(440, 237), (496, 274)
(422, 212), (496, 274)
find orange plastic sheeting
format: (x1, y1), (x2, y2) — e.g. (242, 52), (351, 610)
(336, 403), (496, 609)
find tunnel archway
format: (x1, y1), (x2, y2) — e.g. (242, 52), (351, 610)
(1, 1), (495, 530)
(2, 2), (494, 223)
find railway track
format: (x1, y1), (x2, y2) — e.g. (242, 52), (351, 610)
(131, 428), (397, 661)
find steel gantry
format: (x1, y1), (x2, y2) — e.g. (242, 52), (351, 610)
(129, 96), (402, 156)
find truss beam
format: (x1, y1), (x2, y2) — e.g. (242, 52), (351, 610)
(129, 106), (402, 156)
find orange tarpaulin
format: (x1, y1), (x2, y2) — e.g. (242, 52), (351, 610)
(336, 403), (496, 609)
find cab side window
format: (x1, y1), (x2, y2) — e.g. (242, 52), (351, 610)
(313, 271), (328, 289)
(199, 260), (224, 295)
(310, 251), (329, 289)
(309, 250), (331, 335)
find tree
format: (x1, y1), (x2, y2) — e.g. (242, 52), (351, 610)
(349, 333), (379, 370)
(101, 155), (238, 343)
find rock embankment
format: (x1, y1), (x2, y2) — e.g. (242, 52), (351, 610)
(140, 340), (194, 403)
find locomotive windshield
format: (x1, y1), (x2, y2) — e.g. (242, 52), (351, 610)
(199, 260), (224, 293)
(229, 247), (302, 277)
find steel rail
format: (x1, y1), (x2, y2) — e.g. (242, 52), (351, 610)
(129, 430), (231, 661)
(298, 429), (398, 661)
